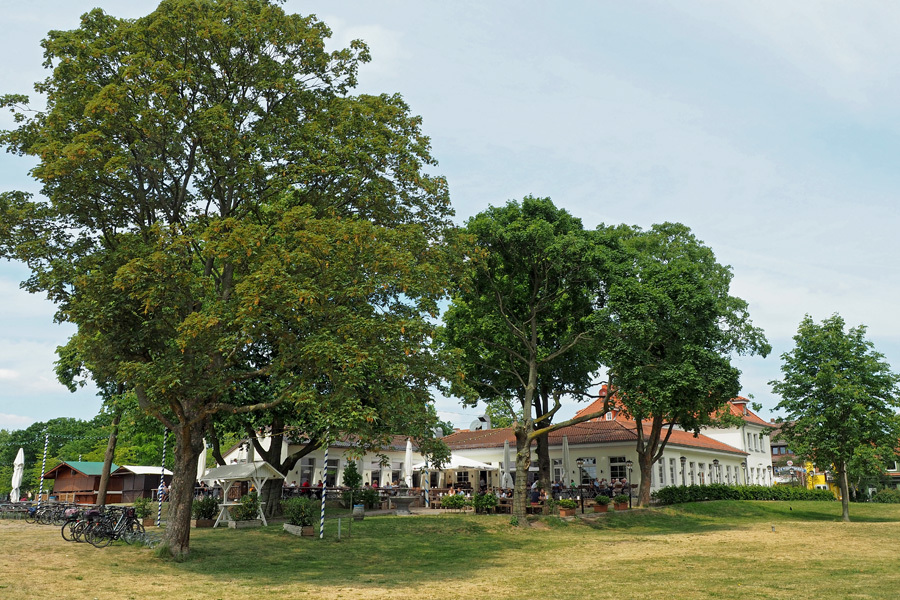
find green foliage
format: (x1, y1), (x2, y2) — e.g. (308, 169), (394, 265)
(0, 0), (461, 557)
(771, 314), (900, 520)
(471, 492), (498, 513)
(870, 489), (900, 503)
(342, 462), (363, 490)
(597, 223), (769, 505)
(191, 496), (219, 520)
(441, 494), (467, 510)
(231, 493), (260, 521)
(651, 484), (835, 505)
(132, 497), (153, 519)
(557, 498), (577, 509)
(281, 496), (316, 526)
(594, 495), (610, 505)
(613, 494), (631, 504)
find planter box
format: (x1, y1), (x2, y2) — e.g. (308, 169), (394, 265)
(614, 503), (629, 511)
(559, 508), (576, 517)
(141, 517), (158, 527)
(283, 523), (315, 537)
(192, 519), (215, 528)
(228, 519), (262, 529)
(593, 504), (608, 513)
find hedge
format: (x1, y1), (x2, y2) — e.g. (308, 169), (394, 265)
(651, 484), (834, 504)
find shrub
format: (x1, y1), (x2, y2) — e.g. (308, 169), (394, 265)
(281, 496), (316, 526)
(342, 461), (362, 490)
(651, 484), (835, 505)
(871, 488), (900, 503)
(191, 495), (219, 520)
(441, 494), (467, 510)
(472, 492), (498, 513)
(132, 497), (152, 519)
(231, 492), (260, 521)
(557, 498), (578, 509)
(613, 494), (630, 504)
(594, 495), (610, 505)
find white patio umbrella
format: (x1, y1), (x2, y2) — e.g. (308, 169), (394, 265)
(404, 438), (414, 488)
(562, 435), (571, 486)
(502, 440), (514, 489)
(10, 448), (24, 503)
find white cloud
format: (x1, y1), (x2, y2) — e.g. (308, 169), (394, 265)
(0, 412), (35, 430)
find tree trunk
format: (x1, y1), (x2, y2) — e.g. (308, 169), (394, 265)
(512, 425), (532, 524)
(164, 420), (205, 559)
(535, 386), (552, 494)
(260, 478), (283, 519)
(96, 411), (121, 506)
(536, 435), (551, 491)
(637, 450), (653, 507)
(839, 462), (851, 522)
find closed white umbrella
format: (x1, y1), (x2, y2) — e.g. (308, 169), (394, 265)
(562, 435), (571, 486)
(196, 438), (208, 483)
(404, 438), (414, 488)
(502, 440), (513, 489)
(10, 448), (24, 503)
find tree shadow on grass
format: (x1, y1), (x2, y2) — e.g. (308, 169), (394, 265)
(176, 515), (529, 587)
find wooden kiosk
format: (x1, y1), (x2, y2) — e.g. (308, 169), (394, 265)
(201, 461), (284, 527)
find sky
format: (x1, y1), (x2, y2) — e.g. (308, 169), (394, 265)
(1, 1), (899, 431)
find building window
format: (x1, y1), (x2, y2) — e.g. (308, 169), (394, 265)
(610, 456), (626, 480)
(726, 465), (732, 484)
(697, 463), (705, 484)
(300, 458), (315, 485)
(669, 458), (676, 485)
(325, 458), (340, 487)
(605, 412), (614, 421)
(658, 459), (665, 486)
(552, 458), (564, 483)
(690, 462), (696, 485)
(577, 457), (597, 483)
(456, 471), (469, 484)
(747, 432), (753, 452)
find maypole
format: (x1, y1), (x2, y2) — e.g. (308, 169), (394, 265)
(37, 431), (49, 508)
(319, 442), (328, 539)
(157, 428), (168, 527)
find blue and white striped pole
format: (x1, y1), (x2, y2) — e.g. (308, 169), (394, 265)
(319, 442), (328, 539)
(157, 429), (168, 527)
(37, 432), (49, 508)
(424, 462), (430, 508)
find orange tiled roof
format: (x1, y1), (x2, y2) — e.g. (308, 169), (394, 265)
(574, 389), (773, 429)
(444, 420), (747, 456)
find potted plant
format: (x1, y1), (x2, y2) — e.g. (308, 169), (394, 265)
(557, 498), (578, 517)
(281, 497), (316, 536)
(593, 495), (610, 513)
(191, 495), (219, 527)
(229, 492), (262, 528)
(133, 497), (156, 527)
(613, 494), (630, 510)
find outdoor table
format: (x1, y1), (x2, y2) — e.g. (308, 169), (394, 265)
(212, 500), (267, 527)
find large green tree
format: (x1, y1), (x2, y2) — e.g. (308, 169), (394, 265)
(1, 0), (457, 557)
(598, 223), (770, 506)
(442, 197), (611, 524)
(771, 314), (900, 521)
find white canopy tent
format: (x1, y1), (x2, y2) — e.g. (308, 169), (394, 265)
(201, 461), (284, 527)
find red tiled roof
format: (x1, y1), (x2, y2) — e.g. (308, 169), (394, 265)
(444, 420), (746, 456)
(574, 389), (774, 429)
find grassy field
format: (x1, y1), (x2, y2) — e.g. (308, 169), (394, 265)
(2, 501), (899, 599)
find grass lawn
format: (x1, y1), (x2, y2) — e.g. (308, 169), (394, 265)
(2, 501), (899, 599)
